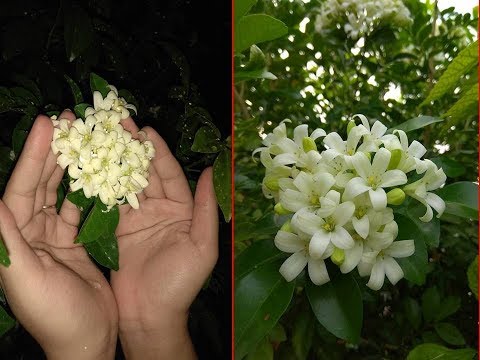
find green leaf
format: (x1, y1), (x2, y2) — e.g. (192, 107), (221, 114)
(191, 126), (222, 153)
(90, 73), (110, 97)
(434, 323), (465, 346)
(443, 84), (478, 126)
(84, 232), (119, 271)
(398, 200), (440, 247)
(0, 233), (10, 267)
(234, 260), (295, 359)
(390, 116), (443, 133)
(235, 0), (257, 23)
(213, 149), (232, 222)
(235, 240), (285, 281)
(268, 323), (286, 343)
(0, 305), (15, 337)
(435, 296), (461, 322)
(421, 287), (441, 322)
(234, 14), (288, 53)
(421, 40), (478, 106)
(74, 103), (91, 120)
(436, 182), (478, 219)
(75, 200), (119, 244)
(64, 5), (93, 62)
(0, 87), (15, 113)
(292, 306), (315, 360)
(64, 6), (93, 62)
(245, 337), (273, 360)
(64, 75), (84, 104)
(407, 343), (476, 360)
(66, 189), (95, 224)
(430, 157), (466, 178)
(235, 69), (277, 83)
(12, 111), (36, 157)
(395, 213), (429, 284)
(467, 256), (478, 299)
(10, 87), (40, 107)
(404, 297), (422, 330)
(306, 274), (363, 343)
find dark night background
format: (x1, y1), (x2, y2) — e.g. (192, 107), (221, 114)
(0, 0), (232, 358)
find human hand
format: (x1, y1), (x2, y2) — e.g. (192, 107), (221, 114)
(0, 111), (118, 360)
(110, 118), (219, 359)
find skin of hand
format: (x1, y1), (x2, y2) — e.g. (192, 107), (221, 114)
(0, 111), (118, 360)
(110, 118), (219, 359)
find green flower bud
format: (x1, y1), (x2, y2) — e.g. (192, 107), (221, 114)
(365, 152), (371, 161)
(386, 188), (406, 205)
(274, 203), (291, 215)
(387, 149), (402, 170)
(347, 120), (356, 135)
(264, 177), (280, 191)
(302, 137), (317, 152)
(280, 220), (293, 232)
(331, 247), (345, 266)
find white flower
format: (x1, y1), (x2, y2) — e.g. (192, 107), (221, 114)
(275, 229), (332, 285)
(343, 148), (408, 210)
(322, 125), (368, 165)
(353, 114), (388, 153)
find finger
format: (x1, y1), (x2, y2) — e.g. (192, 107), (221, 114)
(0, 200), (41, 281)
(143, 162), (166, 199)
(190, 168), (218, 263)
(59, 198), (80, 227)
(37, 110), (76, 211)
(3, 116), (54, 228)
(120, 116), (139, 135)
(143, 127), (193, 205)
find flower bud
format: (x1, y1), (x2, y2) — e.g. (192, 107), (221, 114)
(302, 137), (317, 152)
(280, 220), (293, 232)
(387, 149), (402, 170)
(331, 247), (345, 266)
(264, 177), (280, 191)
(346, 120), (356, 135)
(274, 203), (291, 215)
(386, 188), (406, 205)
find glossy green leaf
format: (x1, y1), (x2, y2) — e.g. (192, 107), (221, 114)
(404, 297), (422, 330)
(421, 40), (478, 106)
(434, 323), (465, 346)
(268, 323), (286, 343)
(84, 232), (119, 271)
(0, 305), (15, 337)
(407, 343), (476, 360)
(435, 296), (461, 322)
(213, 149), (232, 222)
(66, 189), (95, 224)
(467, 256), (478, 299)
(75, 200), (119, 244)
(234, 260), (295, 359)
(64, 75), (84, 104)
(436, 182), (478, 219)
(443, 84), (478, 126)
(306, 274), (363, 343)
(10, 87), (39, 107)
(0, 233), (10, 267)
(430, 157), (466, 178)
(0, 87), (15, 113)
(292, 306), (315, 360)
(235, 14), (288, 53)
(235, 0), (257, 23)
(245, 337), (273, 360)
(398, 201), (440, 247)
(191, 126), (222, 153)
(74, 103), (91, 120)
(390, 116), (443, 133)
(90, 73), (110, 97)
(235, 239), (284, 281)
(64, 6), (93, 62)
(235, 69), (277, 83)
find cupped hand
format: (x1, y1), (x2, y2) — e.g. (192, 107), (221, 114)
(110, 118), (219, 359)
(0, 111), (118, 360)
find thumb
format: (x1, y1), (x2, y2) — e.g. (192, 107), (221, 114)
(0, 200), (40, 282)
(190, 167), (219, 263)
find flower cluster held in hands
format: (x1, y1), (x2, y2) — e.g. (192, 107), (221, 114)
(51, 85), (155, 209)
(313, 0), (412, 40)
(255, 114), (446, 290)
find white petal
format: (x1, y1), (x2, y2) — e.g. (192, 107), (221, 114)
(343, 177), (370, 200)
(369, 188), (387, 210)
(126, 192), (139, 209)
(93, 91), (104, 110)
(425, 192), (445, 218)
(333, 201), (355, 226)
(371, 121), (387, 137)
(293, 172), (312, 193)
(131, 172), (149, 189)
(340, 241), (363, 273)
(274, 231), (304, 253)
(371, 148), (391, 175)
(352, 215), (369, 239)
(383, 257), (404, 285)
(357, 259), (373, 277)
(279, 251), (308, 282)
(366, 261), (385, 290)
(291, 209), (321, 235)
(323, 132), (345, 152)
(293, 124), (308, 145)
(384, 240), (414, 258)
(330, 226), (354, 249)
(367, 231), (394, 250)
(308, 258), (330, 285)
(310, 128), (326, 140)
(309, 231), (331, 258)
(351, 152), (371, 179)
(273, 153), (297, 166)
(408, 141), (426, 158)
(419, 202), (433, 222)
(280, 189), (309, 212)
(380, 170), (407, 187)
(313, 172), (336, 196)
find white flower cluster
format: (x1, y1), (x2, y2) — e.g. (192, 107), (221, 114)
(313, 0), (412, 40)
(255, 114), (446, 290)
(51, 86), (155, 210)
